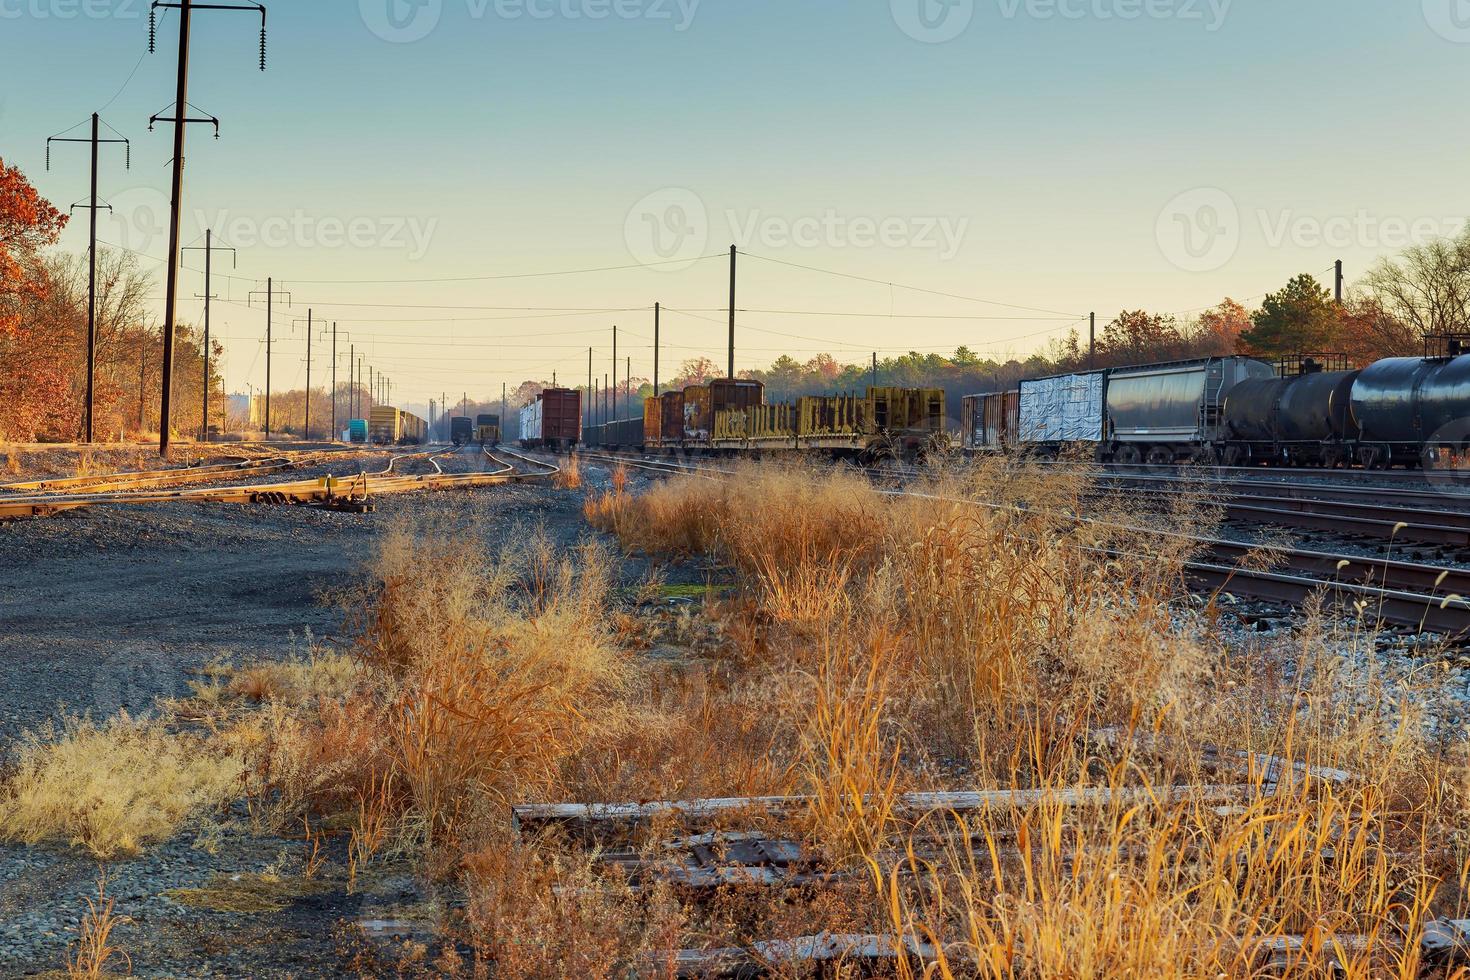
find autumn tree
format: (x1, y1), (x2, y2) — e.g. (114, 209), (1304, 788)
(1360, 225), (1470, 338)
(1238, 274), (1341, 357)
(668, 357), (720, 388)
(1335, 297), (1419, 365)
(0, 157), (67, 335)
(1097, 310), (1189, 365)
(1196, 298), (1252, 352)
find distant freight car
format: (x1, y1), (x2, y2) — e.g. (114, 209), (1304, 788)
(450, 416), (474, 445)
(962, 391), (1018, 452)
(476, 414), (501, 445)
(1351, 351), (1470, 468)
(370, 406), (427, 445)
(1223, 360), (1360, 467)
(1105, 356), (1273, 464)
(518, 388), (582, 450)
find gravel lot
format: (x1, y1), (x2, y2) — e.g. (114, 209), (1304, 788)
(0, 449), (647, 977)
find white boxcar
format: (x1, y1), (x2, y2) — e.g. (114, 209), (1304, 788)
(1017, 371), (1107, 444)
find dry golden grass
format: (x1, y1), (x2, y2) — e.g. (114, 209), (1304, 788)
(574, 456), (1470, 977)
(63, 872), (131, 979)
(0, 714), (244, 859)
(35, 454), (1457, 976)
(554, 453), (582, 490)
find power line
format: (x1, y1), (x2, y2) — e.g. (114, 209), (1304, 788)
(737, 249), (1085, 319)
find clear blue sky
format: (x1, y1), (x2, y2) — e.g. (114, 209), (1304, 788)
(6, 1), (1468, 412)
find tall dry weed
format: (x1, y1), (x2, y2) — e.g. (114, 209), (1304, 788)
(0, 714), (243, 859)
(575, 456), (1469, 975)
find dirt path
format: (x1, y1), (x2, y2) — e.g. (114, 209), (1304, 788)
(0, 454), (615, 977)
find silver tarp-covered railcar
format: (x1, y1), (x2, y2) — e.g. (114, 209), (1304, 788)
(1017, 371), (1106, 445)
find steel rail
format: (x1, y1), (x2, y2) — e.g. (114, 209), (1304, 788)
(0, 446), (551, 521)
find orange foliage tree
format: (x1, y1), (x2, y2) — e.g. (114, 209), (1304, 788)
(0, 157), (68, 335)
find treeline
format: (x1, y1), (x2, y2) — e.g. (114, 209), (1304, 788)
(0, 158), (223, 443)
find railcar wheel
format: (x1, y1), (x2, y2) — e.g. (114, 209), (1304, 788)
(1146, 447), (1173, 466)
(1115, 445), (1142, 465)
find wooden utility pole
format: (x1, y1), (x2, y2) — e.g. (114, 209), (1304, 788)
(1089, 312), (1096, 371)
(248, 277), (288, 441)
(653, 302), (660, 396)
(148, 0), (268, 454)
(183, 229), (236, 441)
(728, 245), (737, 380)
(46, 113), (129, 443)
(1335, 260), (1344, 304)
(330, 321), (337, 440)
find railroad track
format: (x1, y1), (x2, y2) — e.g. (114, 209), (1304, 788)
(572, 449), (1470, 638)
(0, 444), (558, 522)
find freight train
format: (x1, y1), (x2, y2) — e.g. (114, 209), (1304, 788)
(450, 416), (475, 446)
(963, 338), (1470, 470)
(476, 414), (501, 445)
(369, 406), (428, 445)
(584, 379), (947, 460)
(519, 388), (582, 451)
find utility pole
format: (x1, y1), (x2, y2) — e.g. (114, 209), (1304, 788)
(872, 352), (878, 390)
(653, 302), (660, 396)
(611, 325), (618, 422)
(291, 310), (313, 440)
(1089, 312), (1096, 371)
(248, 277), (288, 441)
(183, 229), (236, 441)
(46, 113), (130, 443)
(626, 356), (631, 418)
(1335, 260), (1344, 305)
(148, 0), (268, 455)
(728, 245), (737, 380)
(330, 321), (337, 440)
(587, 347), (594, 428)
